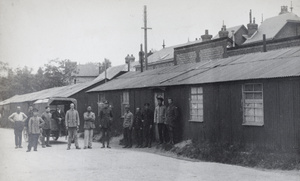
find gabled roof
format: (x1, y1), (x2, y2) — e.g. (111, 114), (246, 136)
(212, 25), (246, 39)
(133, 39), (203, 67)
(93, 64), (127, 82)
(244, 12), (300, 44)
(88, 46), (300, 92)
(75, 63), (100, 77)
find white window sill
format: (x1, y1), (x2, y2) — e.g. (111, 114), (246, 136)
(242, 122), (264, 126)
(189, 120), (204, 123)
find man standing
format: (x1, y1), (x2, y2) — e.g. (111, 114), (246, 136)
(99, 101), (113, 148)
(27, 108), (44, 152)
(166, 98), (178, 145)
(142, 103), (154, 148)
(41, 106), (52, 148)
(8, 106), (28, 149)
(154, 96), (166, 144)
(133, 107), (143, 148)
(65, 103), (80, 150)
(123, 105), (134, 148)
(83, 106), (95, 149)
(52, 107), (65, 137)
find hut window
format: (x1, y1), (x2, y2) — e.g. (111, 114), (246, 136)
(121, 91), (129, 116)
(242, 84), (264, 126)
(189, 87), (203, 122)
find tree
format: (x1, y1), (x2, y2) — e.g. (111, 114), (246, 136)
(98, 58), (112, 74)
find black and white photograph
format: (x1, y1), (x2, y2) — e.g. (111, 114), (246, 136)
(0, 0), (300, 180)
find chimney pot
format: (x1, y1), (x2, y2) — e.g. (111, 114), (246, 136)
(201, 29), (213, 42)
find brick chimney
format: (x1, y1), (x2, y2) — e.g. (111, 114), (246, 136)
(218, 25), (229, 38)
(279, 6), (289, 15)
(201, 29), (213, 42)
(247, 9), (258, 37)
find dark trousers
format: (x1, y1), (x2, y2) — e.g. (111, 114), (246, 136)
(123, 127), (132, 147)
(14, 129), (23, 147)
(157, 123), (166, 143)
(143, 125), (153, 147)
(166, 125), (174, 143)
(101, 128), (110, 146)
(41, 129), (51, 146)
(28, 134), (39, 151)
(134, 127), (143, 146)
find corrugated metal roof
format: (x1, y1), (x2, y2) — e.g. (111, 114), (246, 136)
(244, 12), (300, 44)
(93, 64), (127, 82)
(88, 46), (300, 92)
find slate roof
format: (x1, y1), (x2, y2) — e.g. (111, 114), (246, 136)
(88, 46), (300, 92)
(244, 12), (300, 44)
(212, 25), (246, 39)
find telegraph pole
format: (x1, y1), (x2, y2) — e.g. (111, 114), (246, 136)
(141, 5), (151, 70)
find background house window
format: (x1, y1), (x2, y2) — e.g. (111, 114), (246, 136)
(243, 84), (264, 126)
(189, 87), (203, 122)
(121, 91), (129, 116)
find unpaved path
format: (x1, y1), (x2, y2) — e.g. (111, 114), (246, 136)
(0, 128), (299, 181)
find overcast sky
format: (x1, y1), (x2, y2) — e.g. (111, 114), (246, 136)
(0, 0), (299, 71)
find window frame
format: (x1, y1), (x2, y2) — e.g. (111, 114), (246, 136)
(242, 83), (264, 126)
(121, 91), (129, 117)
(189, 87), (204, 122)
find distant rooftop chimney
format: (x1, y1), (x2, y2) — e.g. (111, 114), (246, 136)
(290, 1), (293, 12)
(201, 29), (213, 42)
(279, 6), (289, 15)
(218, 24), (229, 38)
(162, 40), (166, 49)
(247, 9), (258, 37)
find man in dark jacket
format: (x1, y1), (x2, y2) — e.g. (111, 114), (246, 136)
(165, 98), (178, 145)
(142, 103), (154, 148)
(52, 107), (65, 137)
(99, 101), (113, 148)
(133, 108), (143, 148)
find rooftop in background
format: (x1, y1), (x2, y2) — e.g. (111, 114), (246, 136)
(244, 12), (300, 44)
(74, 63), (100, 77)
(88, 46), (300, 92)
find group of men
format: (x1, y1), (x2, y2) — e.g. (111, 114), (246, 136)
(8, 96), (178, 151)
(122, 96), (178, 148)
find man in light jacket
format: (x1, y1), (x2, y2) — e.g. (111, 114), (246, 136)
(83, 106), (95, 149)
(65, 103), (80, 150)
(154, 96), (166, 144)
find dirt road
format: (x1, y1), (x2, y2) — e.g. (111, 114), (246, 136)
(0, 128), (299, 181)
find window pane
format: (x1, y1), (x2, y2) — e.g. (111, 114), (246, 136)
(197, 87), (203, 94)
(245, 93), (254, 99)
(254, 93), (262, 99)
(255, 116), (263, 123)
(191, 88), (197, 94)
(198, 95), (203, 101)
(245, 116), (254, 122)
(244, 84), (254, 91)
(254, 84), (262, 91)
(198, 109), (203, 116)
(245, 107), (254, 116)
(191, 95), (197, 100)
(191, 103), (198, 109)
(255, 108), (264, 116)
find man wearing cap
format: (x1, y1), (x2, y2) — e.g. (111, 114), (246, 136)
(154, 96), (166, 144)
(65, 103), (81, 150)
(166, 98), (178, 145)
(41, 106), (52, 148)
(8, 106), (28, 149)
(83, 106), (95, 149)
(142, 103), (154, 148)
(99, 101), (113, 148)
(123, 104), (134, 148)
(27, 108), (44, 152)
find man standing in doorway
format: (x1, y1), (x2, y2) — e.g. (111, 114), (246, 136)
(41, 106), (52, 148)
(99, 101), (113, 148)
(8, 106), (28, 149)
(65, 103), (81, 150)
(123, 104), (134, 148)
(154, 96), (166, 144)
(142, 103), (154, 148)
(83, 106), (95, 149)
(166, 98), (178, 145)
(52, 107), (65, 137)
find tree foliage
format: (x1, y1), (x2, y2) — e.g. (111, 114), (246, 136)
(0, 59), (78, 101)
